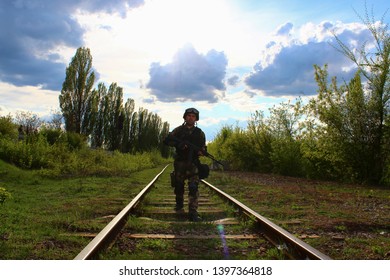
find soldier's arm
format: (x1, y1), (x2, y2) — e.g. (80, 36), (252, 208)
(163, 128), (181, 147)
(198, 130), (207, 156)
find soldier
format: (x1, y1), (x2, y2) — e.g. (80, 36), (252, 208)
(164, 108), (206, 222)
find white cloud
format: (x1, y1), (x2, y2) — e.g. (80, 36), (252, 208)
(0, 82), (59, 116)
(244, 20), (374, 97)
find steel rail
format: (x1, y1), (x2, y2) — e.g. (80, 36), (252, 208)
(74, 164), (170, 260)
(201, 179), (332, 260)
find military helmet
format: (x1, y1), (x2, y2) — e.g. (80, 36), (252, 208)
(183, 107), (199, 121)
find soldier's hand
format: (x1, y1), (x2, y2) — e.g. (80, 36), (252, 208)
(198, 149), (206, 156)
(178, 142), (187, 150)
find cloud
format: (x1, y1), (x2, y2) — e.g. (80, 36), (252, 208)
(245, 21), (372, 96)
(227, 75), (240, 86)
(0, 0), (144, 91)
(275, 22), (293, 36)
(146, 44), (228, 103)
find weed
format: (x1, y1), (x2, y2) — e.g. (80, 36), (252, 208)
(371, 246), (385, 257)
(335, 225), (347, 231)
(136, 239), (170, 251)
(264, 247), (286, 260)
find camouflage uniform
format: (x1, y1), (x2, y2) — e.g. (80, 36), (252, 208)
(165, 124), (206, 221)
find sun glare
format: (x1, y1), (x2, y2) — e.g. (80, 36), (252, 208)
(133, 0), (232, 60)
(75, 0), (262, 85)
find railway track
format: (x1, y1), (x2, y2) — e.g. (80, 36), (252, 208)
(74, 164), (331, 260)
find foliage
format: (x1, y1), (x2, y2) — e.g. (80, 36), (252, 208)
(330, 6), (389, 183)
(0, 186), (12, 205)
(59, 47), (96, 135)
(0, 134), (50, 169)
(268, 100), (305, 176)
(209, 101), (306, 176)
(0, 47), (170, 177)
(0, 125), (169, 177)
(59, 48), (169, 155)
(208, 125), (263, 171)
(89, 82), (169, 154)
(247, 111), (273, 172)
(0, 115), (18, 140)
(15, 111), (42, 136)
(208, 7), (389, 185)
(307, 66), (383, 182)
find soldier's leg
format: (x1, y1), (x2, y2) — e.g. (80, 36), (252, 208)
(188, 179), (199, 215)
(173, 161), (186, 211)
(188, 164), (201, 221)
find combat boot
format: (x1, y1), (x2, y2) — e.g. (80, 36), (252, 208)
(174, 195), (184, 211)
(188, 211), (201, 222)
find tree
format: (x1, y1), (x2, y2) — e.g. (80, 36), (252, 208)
(104, 83), (124, 151)
(0, 115), (18, 140)
(121, 98), (136, 153)
(309, 59), (390, 183)
(247, 110), (273, 172)
(331, 7), (389, 183)
(159, 121), (171, 157)
(15, 111), (42, 136)
(267, 100), (305, 176)
(91, 82), (108, 148)
(46, 110), (63, 130)
(59, 47), (96, 135)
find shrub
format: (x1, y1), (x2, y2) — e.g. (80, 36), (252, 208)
(270, 137), (303, 177)
(0, 134), (51, 169)
(40, 127), (63, 145)
(0, 115), (18, 140)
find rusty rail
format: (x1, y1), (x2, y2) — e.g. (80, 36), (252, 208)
(74, 164), (169, 260)
(201, 179), (331, 260)
(74, 165), (330, 260)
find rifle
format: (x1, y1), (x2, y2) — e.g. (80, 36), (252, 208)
(168, 135), (224, 167)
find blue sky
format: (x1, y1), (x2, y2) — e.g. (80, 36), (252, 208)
(0, 0), (388, 141)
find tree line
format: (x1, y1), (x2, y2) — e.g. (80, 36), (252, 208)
(1, 7), (388, 186)
(0, 47), (171, 174)
(59, 47), (170, 157)
(208, 10), (389, 186)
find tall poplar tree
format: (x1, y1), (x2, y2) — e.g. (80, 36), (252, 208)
(121, 98), (136, 153)
(59, 47), (96, 135)
(91, 82), (107, 148)
(104, 83), (124, 151)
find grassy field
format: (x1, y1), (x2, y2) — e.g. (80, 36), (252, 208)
(0, 160), (168, 259)
(1, 159), (389, 259)
(207, 171), (390, 260)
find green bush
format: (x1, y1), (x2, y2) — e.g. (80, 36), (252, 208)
(0, 135), (50, 169)
(270, 137), (303, 177)
(37, 146), (169, 178)
(61, 132), (87, 150)
(40, 127), (63, 145)
(0, 115), (18, 140)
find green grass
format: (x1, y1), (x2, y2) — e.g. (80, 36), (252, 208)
(0, 159), (170, 259)
(1, 159), (389, 260)
(206, 170), (390, 260)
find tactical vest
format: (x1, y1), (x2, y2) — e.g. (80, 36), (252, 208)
(174, 126), (204, 162)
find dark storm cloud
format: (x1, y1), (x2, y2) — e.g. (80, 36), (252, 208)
(146, 44), (228, 103)
(245, 22), (373, 96)
(0, 0), (144, 90)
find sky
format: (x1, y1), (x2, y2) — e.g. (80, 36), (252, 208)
(0, 0), (389, 141)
